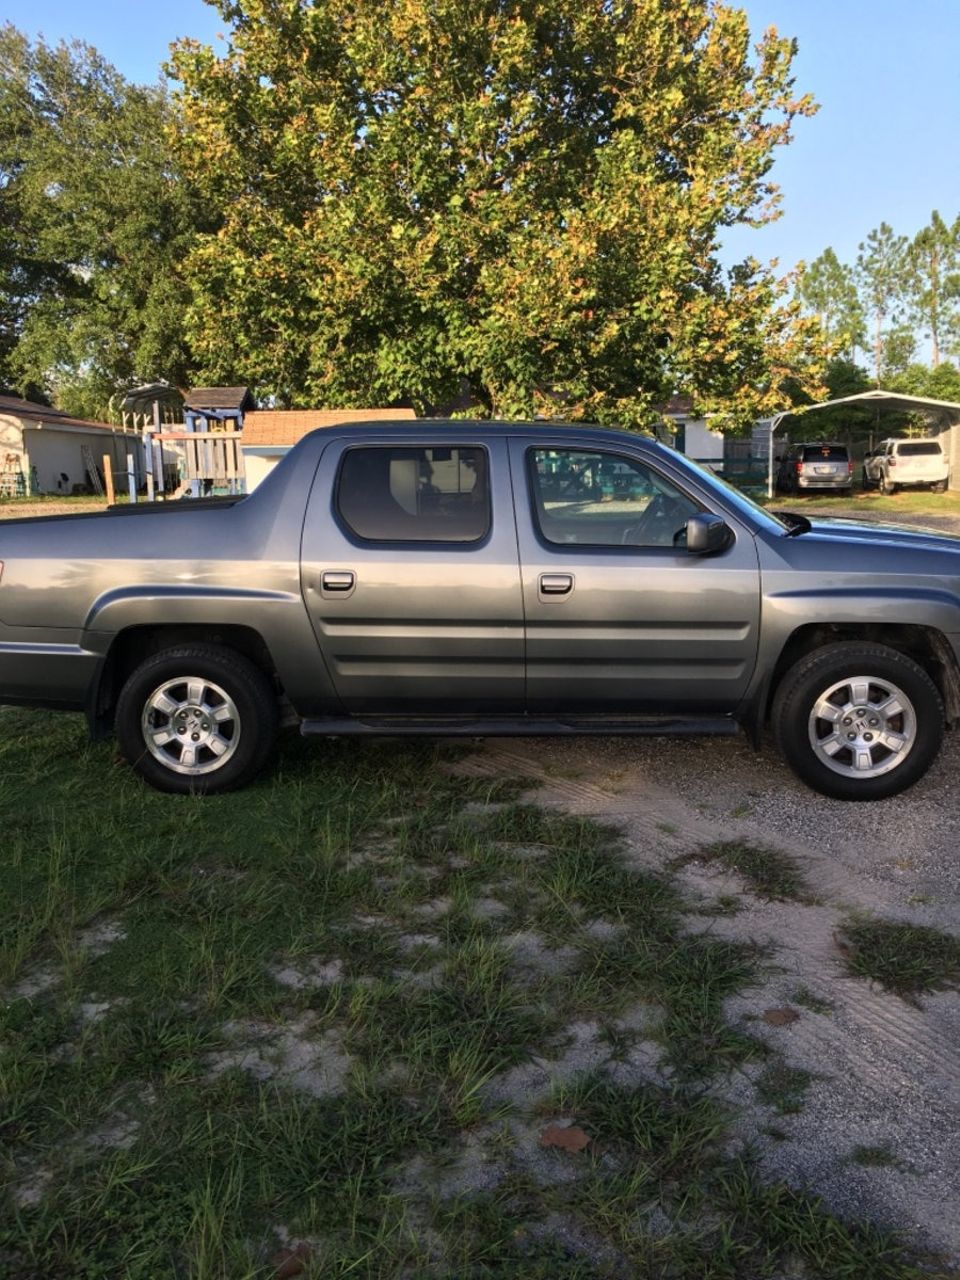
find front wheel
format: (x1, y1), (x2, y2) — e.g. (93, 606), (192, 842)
(115, 644), (279, 793)
(879, 473), (898, 495)
(772, 642), (943, 800)
(932, 479), (948, 493)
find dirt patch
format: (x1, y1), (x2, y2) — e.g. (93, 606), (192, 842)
(457, 738), (960, 1265)
(208, 1016), (353, 1098)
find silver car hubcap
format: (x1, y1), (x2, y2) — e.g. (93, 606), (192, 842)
(808, 675), (916, 779)
(142, 677), (241, 775)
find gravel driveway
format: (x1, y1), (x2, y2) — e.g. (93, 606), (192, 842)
(462, 730), (960, 1266)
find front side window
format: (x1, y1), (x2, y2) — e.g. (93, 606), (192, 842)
(338, 446), (489, 542)
(528, 448), (700, 548)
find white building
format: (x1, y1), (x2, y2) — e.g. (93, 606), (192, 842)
(241, 408), (416, 490)
(657, 394), (725, 469)
(0, 394), (143, 496)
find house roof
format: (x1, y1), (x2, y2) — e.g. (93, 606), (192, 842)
(184, 386), (254, 412)
(0, 393), (126, 432)
(242, 408), (416, 447)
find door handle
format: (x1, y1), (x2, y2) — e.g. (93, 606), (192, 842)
(320, 570), (356, 593)
(539, 573), (574, 596)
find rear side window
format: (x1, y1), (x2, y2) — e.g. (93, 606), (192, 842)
(896, 441), (942, 457)
(337, 446), (489, 542)
(801, 445), (848, 461)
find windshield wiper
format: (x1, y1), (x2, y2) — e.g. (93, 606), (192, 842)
(773, 511), (812, 537)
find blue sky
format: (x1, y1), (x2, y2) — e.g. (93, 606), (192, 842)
(6, 0), (960, 275)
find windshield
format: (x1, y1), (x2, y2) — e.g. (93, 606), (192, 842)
(659, 448), (789, 534)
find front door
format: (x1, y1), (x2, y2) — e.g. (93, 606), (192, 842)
(300, 435), (524, 713)
(510, 439), (761, 713)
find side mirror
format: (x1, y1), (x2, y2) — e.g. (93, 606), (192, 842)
(685, 513), (731, 554)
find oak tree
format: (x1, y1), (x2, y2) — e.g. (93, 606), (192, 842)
(170, 0), (821, 425)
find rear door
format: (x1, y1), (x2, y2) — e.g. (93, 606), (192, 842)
(300, 435), (524, 713)
(893, 440), (947, 484)
(509, 438), (761, 713)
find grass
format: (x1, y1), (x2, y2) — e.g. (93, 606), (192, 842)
(0, 493), (120, 510)
(764, 486), (960, 520)
(0, 710), (941, 1278)
(836, 916), (960, 998)
(676, 838), (816, 903)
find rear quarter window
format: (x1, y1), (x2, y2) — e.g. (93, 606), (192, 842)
(337, 445), (490, 543)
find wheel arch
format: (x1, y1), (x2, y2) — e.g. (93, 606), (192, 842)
(87, 623), (282, 738)
(767, 622), (960, 726)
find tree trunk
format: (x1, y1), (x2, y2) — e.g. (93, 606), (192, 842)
(874, 311), (882, 384)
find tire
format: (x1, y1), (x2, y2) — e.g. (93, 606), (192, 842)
(115, 644), (279, 794)
(932, 480), (948, 494)
(772, 642), (943, 801)
(861, 468), (872, 490)
(879, 473), (898, 495)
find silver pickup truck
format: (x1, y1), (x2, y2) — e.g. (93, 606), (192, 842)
(2, 420), (958, 800)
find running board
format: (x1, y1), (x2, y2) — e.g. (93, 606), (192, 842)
(300, 715), (740, 738)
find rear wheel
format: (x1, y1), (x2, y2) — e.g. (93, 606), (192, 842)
(772, 642), (943, 800)
(115, 644), (278, 793)
(932, 479), (948, 493)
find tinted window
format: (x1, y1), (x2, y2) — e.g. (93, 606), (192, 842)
(896, 442), (942, 457)
(529, 448), (700, 548)
(338, 446), (489, 542)
(801, 445), (848, 461)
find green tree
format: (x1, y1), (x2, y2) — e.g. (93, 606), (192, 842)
(887, 359), (960, 404)
(796, 247), (863, 360)
(169, 0), (821, 425)
(0, 26), (65, 395)
(856, 222), (908, 385)
(906, 210), (960, 368)
(0, 25), (204, 417)
(880, 325), (917, 379)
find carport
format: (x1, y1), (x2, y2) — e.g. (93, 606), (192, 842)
(756, 390), (960, 498)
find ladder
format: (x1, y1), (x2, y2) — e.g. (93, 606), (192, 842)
(81, 445), (105, 497)
(1, 452), (25, 498)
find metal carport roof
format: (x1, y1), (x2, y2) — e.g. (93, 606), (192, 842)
(755, 390), (960, 496)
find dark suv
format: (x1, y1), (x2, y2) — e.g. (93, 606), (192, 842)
(776, 442), (853, 495)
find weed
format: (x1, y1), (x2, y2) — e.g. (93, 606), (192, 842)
(755, 1061), (817, 1114)
(679, 839), (816, 903)
(837, 917), (960, 997)
(790, 985), (835, 1014)
(851, 1143), (899, 1169)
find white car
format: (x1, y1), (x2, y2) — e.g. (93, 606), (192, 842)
(863, 438), (949, 494)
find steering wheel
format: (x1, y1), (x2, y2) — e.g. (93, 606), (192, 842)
(620, 494), (689, 547)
